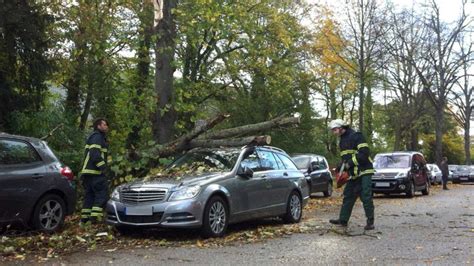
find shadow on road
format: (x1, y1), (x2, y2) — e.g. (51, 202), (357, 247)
(115, 217), (286, 242)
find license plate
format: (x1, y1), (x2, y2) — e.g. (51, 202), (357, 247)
(460, 177), (468, 181)
(375, 182), (390, 187)
(124, 206), (153, 216)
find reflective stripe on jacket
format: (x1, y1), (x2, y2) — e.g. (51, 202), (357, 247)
(339, 128), (375, 178)
(80, 131), (108, 176)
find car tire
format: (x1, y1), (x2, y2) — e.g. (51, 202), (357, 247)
(421, 180), (430, 195)
(406, 180), (415, 198)
(323, 181), (333, 197)
(201, 195), (228, 238)
(283, 191), (302, 224)
(31, 194), (66, 233)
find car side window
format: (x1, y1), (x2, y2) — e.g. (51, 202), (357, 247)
(256, 150), (279, 171)
(276, 154), (298, 170)
(310, 160), (319, 171)
(319, 158), (328, 170)
(0, 139), (41, 165)
(272, 153), (285, 170)
(240, 149), (261, 172)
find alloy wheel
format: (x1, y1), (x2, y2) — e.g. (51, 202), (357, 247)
(209, 201), (226, 234)
(38, 200), (63, 230)
(289, 194), (301, 220)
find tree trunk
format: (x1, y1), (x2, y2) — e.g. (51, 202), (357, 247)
(189, 136), (271, 149)
(65, 34), (86, 122)
(79, 83), (93, 130)
(150, 115), (299, 160)
(434, 105), (444, 163)
(393, 122), (402, 151)
(152, 0), (178, 144)
(464, 116), (471, 164)
(199, 116), (300, 140)
(126, 2), (153, 155)
(364, 84), (373, 143)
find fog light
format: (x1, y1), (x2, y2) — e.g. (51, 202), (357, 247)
(399, 184), (406, 190)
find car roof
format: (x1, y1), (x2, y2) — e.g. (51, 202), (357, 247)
(0, 132), (44, 145)
(291, 153), (326, 159)
(375, 151), (423, 157)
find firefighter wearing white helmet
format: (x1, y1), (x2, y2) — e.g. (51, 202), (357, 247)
(328, 119), (347, 130)
(328, 119), (375, 230)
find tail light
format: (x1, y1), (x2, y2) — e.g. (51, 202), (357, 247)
(60, 166), (75, 181)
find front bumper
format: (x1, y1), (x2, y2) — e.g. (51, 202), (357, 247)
(372, 178), (410, 193)
(453, 175), (474, 183)
(106, 197), (204, 228)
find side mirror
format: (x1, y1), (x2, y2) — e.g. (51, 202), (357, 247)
(238, 166), (254, 178)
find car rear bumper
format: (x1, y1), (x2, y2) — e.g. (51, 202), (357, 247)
(372, 178), (410, 193)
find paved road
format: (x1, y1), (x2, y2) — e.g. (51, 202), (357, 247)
(50, 184), (474, 265)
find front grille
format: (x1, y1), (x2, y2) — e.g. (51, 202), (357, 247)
(118, 211), (164, 223)
(120, 188), (168, 204)
(373, 172), (397, 179)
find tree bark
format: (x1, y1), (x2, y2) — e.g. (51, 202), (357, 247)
(150, 115), (299, 159)
(126, 1), (154, 157)
(199, 116), (300, 140)
(152, 114), (229, 158)
(152, 0), (178, 144)
(189, 136), (271, 149)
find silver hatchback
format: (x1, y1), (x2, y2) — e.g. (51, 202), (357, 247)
(106, 145), (309, 237)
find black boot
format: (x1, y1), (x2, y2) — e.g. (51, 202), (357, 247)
(364, 219), (375, 230)
(329, 219), (348, 226)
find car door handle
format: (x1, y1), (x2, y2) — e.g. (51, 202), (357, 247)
(283, 172), (288, 176)
(32, 174), (44, 179)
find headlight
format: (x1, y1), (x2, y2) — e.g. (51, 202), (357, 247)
(395, 172), (408, 179)
(169, 185), (201, 201)
(111, 188), (120, 201)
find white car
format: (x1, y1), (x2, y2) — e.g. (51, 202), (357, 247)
(427, 164), (442, 185)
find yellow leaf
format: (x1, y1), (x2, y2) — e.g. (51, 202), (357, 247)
(196, 240), (203, 247)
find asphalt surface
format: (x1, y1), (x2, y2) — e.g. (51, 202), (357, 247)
(40, 184), (474, 265)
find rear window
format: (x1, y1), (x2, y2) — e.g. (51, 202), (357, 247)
(292, 156), (310, 170)
(0, 139), (42, 165)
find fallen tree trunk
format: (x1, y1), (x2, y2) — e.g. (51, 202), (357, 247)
(151, 114), (299, 159)
(153, 113), (229, 158)
(198, 115), (300, 140)
(189, 135), (271, 149)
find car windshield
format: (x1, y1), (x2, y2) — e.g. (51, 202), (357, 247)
(374, 154), (411, 169)
(292, 156), (310, 170)
(167, 148), (241, 174)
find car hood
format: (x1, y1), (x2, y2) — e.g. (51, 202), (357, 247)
(373, 167), (410, 178)
(120, 172), (229, 191)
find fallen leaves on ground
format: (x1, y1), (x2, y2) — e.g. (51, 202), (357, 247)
(1, 190), (343, 262)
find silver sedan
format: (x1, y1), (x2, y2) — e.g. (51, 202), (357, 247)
(106, 145), (309, 237)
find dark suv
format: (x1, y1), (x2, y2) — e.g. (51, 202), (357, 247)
(372, 151), (430, 198)
(0, 133), (76, 232)
(291, 154), (333, 197)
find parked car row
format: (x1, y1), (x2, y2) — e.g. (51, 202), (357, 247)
(2, 132), (472, 238)
(448, 164), (474, 183)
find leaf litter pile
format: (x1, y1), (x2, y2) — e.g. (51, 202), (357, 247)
(1, 193), (342, 262)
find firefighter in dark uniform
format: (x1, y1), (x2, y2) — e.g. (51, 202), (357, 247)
(80, 118), (109, 224)
(328, 119), (376, 230)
